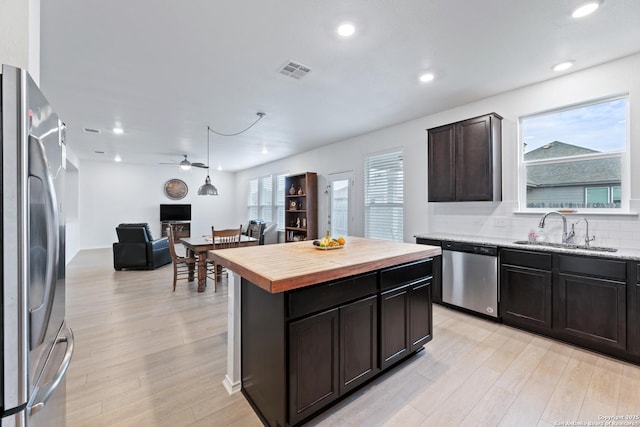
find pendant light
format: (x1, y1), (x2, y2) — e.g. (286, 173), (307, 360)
(197, 112), (266, 196)
(197, 126), (219, 196)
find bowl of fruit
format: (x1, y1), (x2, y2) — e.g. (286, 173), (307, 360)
(313, 235), (346, 250)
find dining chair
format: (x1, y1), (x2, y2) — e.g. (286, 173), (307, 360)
(167, 227), (198, 291)
(207, 225), (242, 291)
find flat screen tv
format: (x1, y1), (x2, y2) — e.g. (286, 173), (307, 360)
(160, 204), (191, 222)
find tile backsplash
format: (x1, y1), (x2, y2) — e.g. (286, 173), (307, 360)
(426, 200), (640, 250)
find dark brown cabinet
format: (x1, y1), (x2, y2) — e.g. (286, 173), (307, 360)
(556, 254), (627, 353)
(289, 295), (378, 424)
(630, 264), (640, 356)
(285, 172), (318, 242)
(500, 249), (553, 333)
(556, 273), (626, 351)
(241, 258), (434, 426)
(427, 113), (502, 202)
(289, 308), (340, 425)
(380, 267), (433, 370)
(499, 249), (634, 361)
(339, 295), (379, 394)
(288, 295), (379, 425)
(160, 221), (190, 242)
(380, 279), (433, 369)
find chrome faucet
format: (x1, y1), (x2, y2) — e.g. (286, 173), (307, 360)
(571, 217), (596, 246)
(538, 211), (571, 244)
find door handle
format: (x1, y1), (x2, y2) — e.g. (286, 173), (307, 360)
(28, 134), (60, 349)
(28, 325), (74, 415)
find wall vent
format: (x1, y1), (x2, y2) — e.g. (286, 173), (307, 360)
(83, 127), (101, 134)
(278, 60), (311, 79)
(94, 150), (105, 155)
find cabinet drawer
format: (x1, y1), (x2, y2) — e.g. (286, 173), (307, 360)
(380, 259), (432, 291)
(288, 273), (377, 319)
(500, 249), (551, 271)
(558, 255), (626, 281)
(416, 238), (441, 247)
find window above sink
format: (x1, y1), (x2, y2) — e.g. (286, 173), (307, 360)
(518, 96), (629, 214)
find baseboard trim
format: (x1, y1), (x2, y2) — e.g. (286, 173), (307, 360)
(222, 375), (241, 395)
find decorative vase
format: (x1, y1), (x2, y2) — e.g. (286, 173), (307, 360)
(297, 188), (304, 195)
(289, 184), (296, 195)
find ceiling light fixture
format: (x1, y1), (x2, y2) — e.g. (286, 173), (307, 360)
(179, 155), (192, 170)
(337, 22), (356, 37)
(572, 1), (602, 18)
(419, 73), (435, 83)
(198, 126), (219, 196)
(553, 60), (575, 72)
(198, 112), (266, 195)
(114, 155), (122, 162)
(113, 127), (124, 134)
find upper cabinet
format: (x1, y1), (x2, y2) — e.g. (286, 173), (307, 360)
(285, 172), (318, 242)
(427, 113), (502, 202)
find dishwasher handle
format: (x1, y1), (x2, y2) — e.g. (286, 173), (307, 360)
(442, 241), (497, 256)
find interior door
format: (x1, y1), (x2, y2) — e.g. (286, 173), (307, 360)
(328, 172), (354, 237)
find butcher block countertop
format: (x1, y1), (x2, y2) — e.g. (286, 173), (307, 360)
(208, 236), (441, 293)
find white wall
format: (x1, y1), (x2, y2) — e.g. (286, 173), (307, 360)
(235, 53), (640, 249)
(79, 160), (239, 249)
(0, 0), (40, 83)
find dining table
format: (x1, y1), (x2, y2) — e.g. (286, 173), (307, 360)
(180, 235), (259, 292)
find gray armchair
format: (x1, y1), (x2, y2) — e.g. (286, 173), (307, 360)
(246, 220), (278, 245)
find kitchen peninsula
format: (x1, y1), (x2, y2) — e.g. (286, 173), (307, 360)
(209, 237), (441, 426)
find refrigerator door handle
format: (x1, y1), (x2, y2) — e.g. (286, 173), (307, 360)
(27, 326), (74, 415)
(28, 134), (60, 349)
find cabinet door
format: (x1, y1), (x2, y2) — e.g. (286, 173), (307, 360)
(380, 286), (410, 369)
(409, 279), (433, 352)
(289, 308), (339, 425)
(556, 273), (626, 352)
(501, 265), (552, 332)
(455, 115), (494, 201)
(339, 296), (379, 394)
(427, 124), (456, 202)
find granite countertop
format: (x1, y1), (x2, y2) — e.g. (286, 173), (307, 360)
(415, 232), (640, 261)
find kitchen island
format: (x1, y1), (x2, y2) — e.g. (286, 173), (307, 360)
(209, 237), (441, 426)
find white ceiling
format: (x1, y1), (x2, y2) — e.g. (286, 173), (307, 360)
(39, 0), (640, 172)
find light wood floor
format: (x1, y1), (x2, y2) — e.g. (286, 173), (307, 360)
(66, 248), (640, 427)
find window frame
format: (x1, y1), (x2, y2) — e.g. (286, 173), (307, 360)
(364, 149), (404, 242)
(517, 94), (630, 214)
(247, 172), (287, 230)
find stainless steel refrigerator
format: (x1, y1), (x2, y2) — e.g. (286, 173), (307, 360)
(1, 64), (73, 427)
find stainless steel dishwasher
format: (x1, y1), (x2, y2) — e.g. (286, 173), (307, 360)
(442, 241), (498, 318)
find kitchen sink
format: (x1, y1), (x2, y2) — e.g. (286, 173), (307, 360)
(512, 240), (618, 252)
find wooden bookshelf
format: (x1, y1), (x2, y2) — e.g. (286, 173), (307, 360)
(284, 172), (317, 242)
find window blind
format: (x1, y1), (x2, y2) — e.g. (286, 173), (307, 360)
(248, 178), (259, 220)
(364, 151), (404, 242)
(259, 175), (273, 222)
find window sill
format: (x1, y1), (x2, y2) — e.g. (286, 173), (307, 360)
(513, 209), (638, 217)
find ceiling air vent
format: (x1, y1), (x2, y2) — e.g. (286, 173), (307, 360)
(278, 60), (311, 79)
(83, 127), (101, 134)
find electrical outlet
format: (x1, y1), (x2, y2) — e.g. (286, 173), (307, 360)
(494, 217), (507, 227)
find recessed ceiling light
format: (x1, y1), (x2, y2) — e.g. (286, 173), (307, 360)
(114, 155), (122, 162)
(261, 146), (268, 155)
(337, 22), (355, 37)
(571, 1), (602, 18)
(217, 165), (223, 171)
(553, 60), (574, 72)
(419, 73), (435, 83)
(113, 127), (124, 134)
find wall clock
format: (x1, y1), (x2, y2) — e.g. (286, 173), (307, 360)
(164, 179), (188, 200)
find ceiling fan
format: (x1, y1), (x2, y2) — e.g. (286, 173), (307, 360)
(159, 154), (207, 170)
